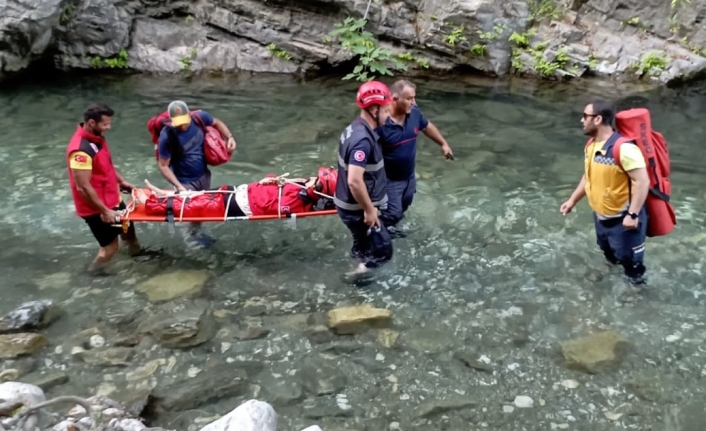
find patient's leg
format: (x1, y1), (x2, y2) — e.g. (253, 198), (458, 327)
(144, 179), (170, 197)
(135, 189), (149, 205)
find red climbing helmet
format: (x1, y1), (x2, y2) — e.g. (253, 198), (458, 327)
(317, 166), (338, 196)
(356, 81), (393, 109)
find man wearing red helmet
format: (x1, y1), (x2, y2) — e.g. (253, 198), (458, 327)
(334, 81), (394, 282)
(376, 79), (454, 237)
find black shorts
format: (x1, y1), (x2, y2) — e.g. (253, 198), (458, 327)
(82, 201), (132, 247)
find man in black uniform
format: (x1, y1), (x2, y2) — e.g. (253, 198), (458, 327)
(334, 81), (394, 282)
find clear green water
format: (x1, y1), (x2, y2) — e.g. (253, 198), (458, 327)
(0, 73), (705, 430)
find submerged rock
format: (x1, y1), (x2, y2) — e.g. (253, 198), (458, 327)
(136, 269), (211, 302)
(327, 304), (392, 335)
(21, 372), (70, 391)
(0, 300), (61, 334)
(415, 396), (478, 419)
(300, 358), (348, 396)
(0, 333), (47, 359)
(454, 349), (494, 373)
(561, 330), (629, 374)
(138, 305), (215, 349)
(150, 367), (248, 412)
(197, 399), (276, 431)
(0, 381), (45, 408)
(75, 347), (135, 367)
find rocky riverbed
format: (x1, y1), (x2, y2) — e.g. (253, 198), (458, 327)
(0, 381), (323, 431)
(1, 258), (705, 431)
(2, 0), (706, 85)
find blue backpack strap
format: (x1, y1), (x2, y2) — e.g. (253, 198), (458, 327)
(609, 133), (633, 171)
(190, 111), (206, 131)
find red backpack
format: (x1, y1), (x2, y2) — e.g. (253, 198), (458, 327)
(612, 108), (676, 237)
(146, 110), (231, 166)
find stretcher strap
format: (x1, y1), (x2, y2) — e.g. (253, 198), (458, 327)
(166, 197), (174, 223)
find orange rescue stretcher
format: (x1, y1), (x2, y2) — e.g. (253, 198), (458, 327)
(118, 188), (337, 227)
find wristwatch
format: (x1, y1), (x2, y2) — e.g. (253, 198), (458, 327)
(627, 211), (639, 219)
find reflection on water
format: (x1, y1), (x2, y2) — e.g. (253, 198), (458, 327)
(0, 73), (705, 430)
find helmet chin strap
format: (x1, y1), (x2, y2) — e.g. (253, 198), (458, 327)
(365, 106), (380, 125)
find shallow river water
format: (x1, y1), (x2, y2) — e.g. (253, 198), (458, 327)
(0, 72), (705, 431)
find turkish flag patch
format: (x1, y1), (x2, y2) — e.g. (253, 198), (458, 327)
(74, 154), (88, 163)
(353, 150), (365, 162)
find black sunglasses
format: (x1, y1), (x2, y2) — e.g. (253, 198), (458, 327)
(582, 113), (599, 119)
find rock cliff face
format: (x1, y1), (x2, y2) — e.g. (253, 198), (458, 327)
(1, 0), (706, 85)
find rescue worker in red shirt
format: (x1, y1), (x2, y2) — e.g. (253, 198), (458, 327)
(66, 104), (147, 272)
(137, 167), (338, 219)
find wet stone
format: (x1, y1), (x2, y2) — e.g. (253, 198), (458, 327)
(240, 304), (268, 316)
(402, 328), (454, 354)
(625, 371), (680, 403)
(138, 305), (215, 349)
(75, 347), (135, 367)
(136, 269), (211, 302)
(306, 325), (336, 344)
(327, 304), (392, 335)
(150, 367), (248, 412)
(453, 350), (493, 373)
(414, 396), (478, 419)
(302, 400), (355, 419)
(21, 372), (69, 391)
(112, 333), (142, 347)
(261, 378), (305, 407)
(0, 300), (62, 334)
(233, 322), (270, 341)
(662, 402), (706, 431)
(300, 359), (348, 396)
(0, 369), (19, 383)
(320, 340), (365, 355)
(0, 333), (47, 359)
(377, 329), (399, 348)
(561, 330), (629, 374)
(113, 389), (153, 417)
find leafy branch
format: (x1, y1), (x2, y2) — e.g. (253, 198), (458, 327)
(327, 17), (426, 81)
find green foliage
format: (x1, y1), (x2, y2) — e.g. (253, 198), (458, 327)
(179, 49), (198, 71)
(508, 30), (535, 49)
(669, 0), (691, 33)
(267, 43), (292, 60)
(509, 30), (572, 79)
(440, 23), (506, 57)
(478, 25), (505, 42)
(60, 5), (74, 24)
(588, 55), (597, 70)
(671, 0), (691, 10)
(468, 24), (507, 57)
(531, 46), (568, 76)
(89, 49), (129, 69)
(470, 44), (486, 56)
(635, 51), (668, 76)
(529, 0), (562, 22)
(443, 25), (467, 46)
(328, 17), (415, 81)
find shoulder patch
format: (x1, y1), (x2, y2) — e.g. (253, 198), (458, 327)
(353, 150), (365, 162)
(79, 138), (100, 156)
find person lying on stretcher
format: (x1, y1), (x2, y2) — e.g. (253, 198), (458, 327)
(135, 166), (338, 219)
